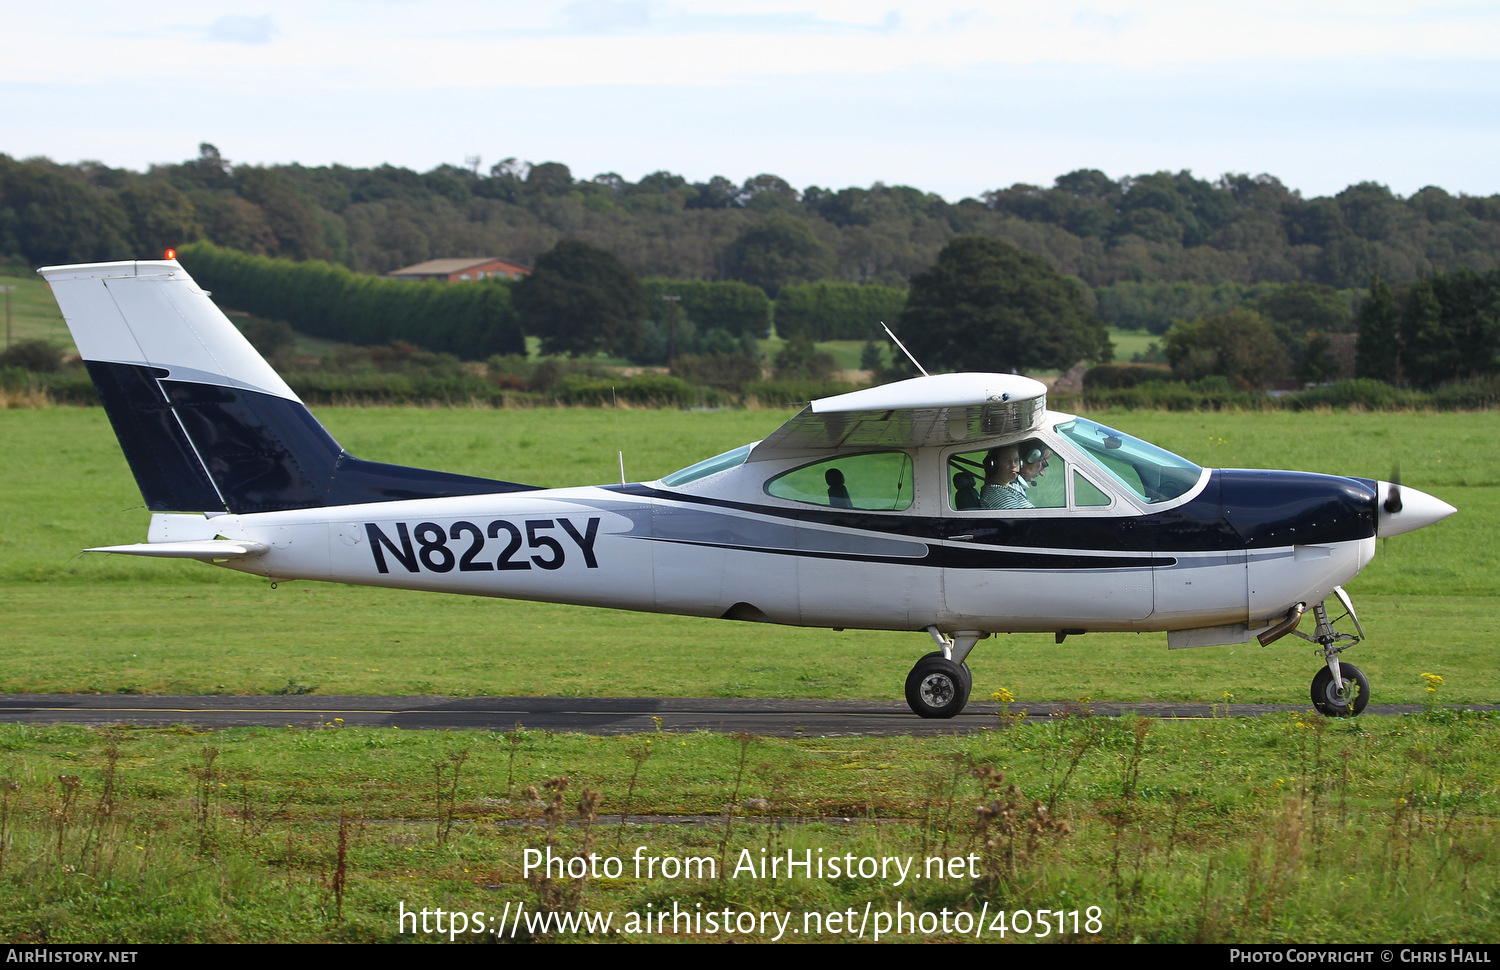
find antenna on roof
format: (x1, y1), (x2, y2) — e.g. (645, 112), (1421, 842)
(881, 321), (928, 377)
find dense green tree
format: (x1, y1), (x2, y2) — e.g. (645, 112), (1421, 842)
(233, 167), (330, 261)
(525, 162), (574, 197)
(1297, 334), (1340, 383)
(898, 236), (1109, 373)
(1254, 282), (1352, 334)
(0, 158), (130, 265)
(117, 179), (201, 256)
(514, 240), (646, 357)
(1164, 309), (1287, 385)
(1398, 269), (1500, 387)
(10, 148), (1500, 319)
(721, 215), (835, 297)
(1355, 275), (1399, 382)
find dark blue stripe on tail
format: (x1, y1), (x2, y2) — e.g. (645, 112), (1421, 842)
(86, 361), (225, 512)
(89, 361), (535, 513)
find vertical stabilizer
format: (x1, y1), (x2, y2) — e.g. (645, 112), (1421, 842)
(41, 260), (531, 513)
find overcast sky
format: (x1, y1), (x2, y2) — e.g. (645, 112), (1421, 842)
(7, 1), (1500, 201)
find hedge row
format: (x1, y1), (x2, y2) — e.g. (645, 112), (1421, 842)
(642, 279), (771, 336)
(773, 282), (908, 341)
(176, 243), (526, 359)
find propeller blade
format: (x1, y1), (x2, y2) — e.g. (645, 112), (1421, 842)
(1384, 463), (1402, 514)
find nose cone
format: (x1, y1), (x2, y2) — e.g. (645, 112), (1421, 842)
(1375, 481), (1457, 537)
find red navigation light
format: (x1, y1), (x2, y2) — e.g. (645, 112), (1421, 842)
(164, 248), (177, 260)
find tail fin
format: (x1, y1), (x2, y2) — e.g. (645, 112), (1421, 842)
(40, 259), (532, 514)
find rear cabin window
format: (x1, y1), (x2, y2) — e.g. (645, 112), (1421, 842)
(765, 452), (914, 511)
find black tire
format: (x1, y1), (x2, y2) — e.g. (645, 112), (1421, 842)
(906, 654), (972, 719)
(1311, 662), (1370, 717)
(917, 650), (973, 698)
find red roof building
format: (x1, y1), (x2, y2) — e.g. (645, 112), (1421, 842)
(386, 258), (530, 282)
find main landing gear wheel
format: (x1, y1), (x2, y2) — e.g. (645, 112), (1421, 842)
(905, 653), (972, 719)
(1311, 662), (1369, 717)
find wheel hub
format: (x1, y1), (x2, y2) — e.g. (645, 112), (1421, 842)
(1323, 679), (1351, 706)
(919, 673), (956, 707)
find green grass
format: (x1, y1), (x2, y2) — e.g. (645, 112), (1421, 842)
(0, 272), (73, 352)
(0, 711), (1494, 942)
(1, 404), (1497, 943)
(0, 407), (1492, 705)
(1106, 327), (1161, 362)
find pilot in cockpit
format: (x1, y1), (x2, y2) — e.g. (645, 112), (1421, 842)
(980, 445), (1033, 510)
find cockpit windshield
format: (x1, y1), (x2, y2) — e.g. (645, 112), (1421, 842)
(660, 442), (754, 487)
(1055, 418), (1202, 504)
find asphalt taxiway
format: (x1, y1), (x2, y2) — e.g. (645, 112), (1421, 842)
(0, 695), (1470, 736)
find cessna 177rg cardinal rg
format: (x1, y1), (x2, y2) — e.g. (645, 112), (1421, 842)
(39, 259), (1457, 718)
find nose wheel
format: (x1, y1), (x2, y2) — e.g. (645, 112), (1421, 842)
(1288, 588), (1371, 717)
(1311, 662), (1369, 717)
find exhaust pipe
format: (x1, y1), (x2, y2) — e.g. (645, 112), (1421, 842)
(1258, 602), (1306, 647)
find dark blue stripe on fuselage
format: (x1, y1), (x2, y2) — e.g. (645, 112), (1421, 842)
(86, 362), (536, 513)
(645, 535), (1176, 569)
(613, 468), (1376, 553)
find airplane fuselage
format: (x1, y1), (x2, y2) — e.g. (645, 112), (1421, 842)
(162, 444), (1378, 642)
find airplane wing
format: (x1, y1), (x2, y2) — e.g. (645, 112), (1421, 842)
(748, 373), (1049, 461)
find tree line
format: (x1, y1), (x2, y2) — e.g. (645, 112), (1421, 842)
(4, 146), (1497, 295)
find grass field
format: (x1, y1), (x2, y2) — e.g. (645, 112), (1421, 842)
(1107, 327), (1161, 362)
(0, 406), (1493, 706)
(1, 403), (1497, 943)
(0, 709), (1495, 942)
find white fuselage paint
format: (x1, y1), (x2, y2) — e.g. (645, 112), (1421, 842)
(174, 448), (1374, 638)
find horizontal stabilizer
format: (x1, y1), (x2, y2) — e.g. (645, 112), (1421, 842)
(86, 540), (269, 561)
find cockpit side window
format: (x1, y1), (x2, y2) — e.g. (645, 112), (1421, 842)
(947, 441), (1065, 511)
(766, 452), (914, 511)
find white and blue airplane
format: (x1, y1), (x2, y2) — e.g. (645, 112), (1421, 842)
(40, 258), (1456, 718)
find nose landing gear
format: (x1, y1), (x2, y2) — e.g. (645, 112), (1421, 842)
(1295, 587), (1369, 717)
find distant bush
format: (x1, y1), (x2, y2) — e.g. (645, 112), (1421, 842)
(0, 339), (63, 372)
(1288, 378), (1416, 411)
(1428, 377), (1500, 410)
(232, 316), (297, 361)
(741, 379), (855, 408)
(773, 336), (837, 381)
(1083, 363), (1174, 389)
(671, 353), (764, 390)
(551, 374), (702, 407)
(1083, 378), (1272, 411)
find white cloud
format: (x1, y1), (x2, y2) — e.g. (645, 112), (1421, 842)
(207, 14), (278, 45)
